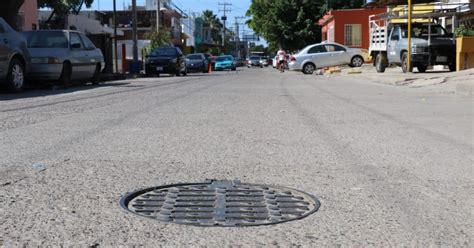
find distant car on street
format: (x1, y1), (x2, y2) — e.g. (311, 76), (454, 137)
(186, 53), (209, 73)
(259, 56), (269, 67)
(145, 47), (187, 77)
(234, 58), (246, 67)
(247, 56), (263, 68)
(22, 30), (104, 85)
(214, 55), (236, 71)
(0, 18), (30, 92)
(288, 41), (366, 74)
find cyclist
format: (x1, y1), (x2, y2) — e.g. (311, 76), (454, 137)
(277, 47), (287, 72)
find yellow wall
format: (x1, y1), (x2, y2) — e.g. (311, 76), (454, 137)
(456, 37), (474, 71)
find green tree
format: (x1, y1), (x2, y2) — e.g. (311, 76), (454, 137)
(324, 0), (365, 12)
(0, 0), (25, 30)
(145, 28), (173, 51)
(246, 0), (364, 52)
(39, 0), (94, 24)
(251, 44), (268, 54)
(246, 0), (324, 52)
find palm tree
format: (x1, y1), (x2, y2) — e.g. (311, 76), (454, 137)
(201, 10), (222, 44)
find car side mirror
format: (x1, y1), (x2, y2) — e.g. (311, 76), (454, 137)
(71, 43), (81, 49)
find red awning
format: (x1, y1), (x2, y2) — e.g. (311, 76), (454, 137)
(317, 11), (334, 26)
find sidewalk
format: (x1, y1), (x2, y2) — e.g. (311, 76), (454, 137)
(337, 65), (474, 97)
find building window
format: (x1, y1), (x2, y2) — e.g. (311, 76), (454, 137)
(344, 24), (362, 47)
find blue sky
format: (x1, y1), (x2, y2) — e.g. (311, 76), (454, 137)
(90, 0), (254, 35)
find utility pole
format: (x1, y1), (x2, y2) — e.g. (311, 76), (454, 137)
(234, 18), (239, 57)
(156, 0), (161, 32)
(218, 1), (232, 48)
(234, 16), (245, 58)
(131, 0), (139, 74)
(407, 0), (412, 72)
(113, 0), (118, 73)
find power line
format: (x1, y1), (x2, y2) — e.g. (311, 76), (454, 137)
(234, 16), (245, 58)
(218, 0), (232, 47)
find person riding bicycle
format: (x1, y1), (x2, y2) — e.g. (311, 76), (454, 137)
(277, 47), (287, 72)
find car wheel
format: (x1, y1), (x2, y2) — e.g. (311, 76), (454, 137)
(59, 62), (72, 86)
(302, 63), (316, 75)
(91, 64), (101, 85)
(6, 58), (25, 92)
(350, 56), (364, 67)
(375, 53), (387, 73)
(417, 65), (427, 73)
(401, 52), (413, 73)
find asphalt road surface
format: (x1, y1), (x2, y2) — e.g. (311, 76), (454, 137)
(1, 68), (472, 246)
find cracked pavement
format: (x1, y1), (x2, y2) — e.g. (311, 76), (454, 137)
(1, 69), (473, 246)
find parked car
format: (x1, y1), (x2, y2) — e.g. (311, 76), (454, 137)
(22, 30), (104, 85)
(145, 47), (187, 77)
(247, 56), (263, 68)
(288, 42), (366, 74)
(214, 55), (236, 71)
(186, 53), (209, 73)
(0, 18), (30, 92)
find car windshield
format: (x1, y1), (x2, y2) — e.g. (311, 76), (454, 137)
(217, 56), (232, 62)
(401, 25), (447, 38)
(23, 31), (68, 48)
(150, 48), (177, 56)
(187, 55), (202, 60)
(250, 56), (260, 60)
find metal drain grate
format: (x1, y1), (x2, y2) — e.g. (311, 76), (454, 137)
(120, 180), (320, 227)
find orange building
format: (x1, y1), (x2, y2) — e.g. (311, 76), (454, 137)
(318, 8), (385, 50)
(19, 0), (38, 31)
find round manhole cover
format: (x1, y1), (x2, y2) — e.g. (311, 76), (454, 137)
(120, 180), (320, 227)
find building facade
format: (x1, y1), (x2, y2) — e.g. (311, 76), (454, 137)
(318, 8), (386, 50)
(18, 0), (38, 31)
(146, 0), (172, 11)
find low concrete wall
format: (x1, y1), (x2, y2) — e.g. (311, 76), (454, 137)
(456, 37), (474, 71)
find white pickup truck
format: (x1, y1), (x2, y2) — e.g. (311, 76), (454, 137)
(369, 14), (456, 73)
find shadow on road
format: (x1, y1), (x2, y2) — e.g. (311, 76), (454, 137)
(0, 69), (246, 100)
(0, 81), (134, 101)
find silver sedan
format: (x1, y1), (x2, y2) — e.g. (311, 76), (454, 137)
(22, 30), (105, 85)
(288, 42), (367, 74)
